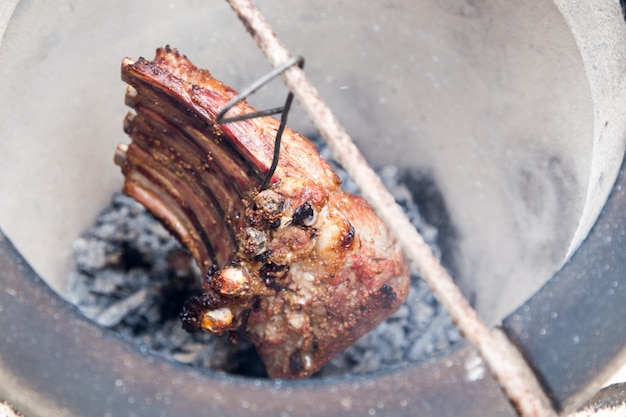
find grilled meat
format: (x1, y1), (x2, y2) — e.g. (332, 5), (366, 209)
(115, 46), (410, 378)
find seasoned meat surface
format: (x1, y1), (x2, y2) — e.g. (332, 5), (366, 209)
(116, 46), (410, 378)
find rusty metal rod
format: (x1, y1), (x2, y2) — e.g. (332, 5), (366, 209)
(224, 1), (558, 416)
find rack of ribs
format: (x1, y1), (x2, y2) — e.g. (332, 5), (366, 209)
(115, 46), (410, 378)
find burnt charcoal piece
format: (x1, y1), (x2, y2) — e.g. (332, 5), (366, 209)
(115, 46), (410, 378)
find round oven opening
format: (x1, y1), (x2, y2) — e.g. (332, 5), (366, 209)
(1, 0), (626, 416)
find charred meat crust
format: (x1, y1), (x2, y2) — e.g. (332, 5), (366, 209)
(116, 46), (410, 378)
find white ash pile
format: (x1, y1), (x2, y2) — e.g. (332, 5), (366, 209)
(67, 142), (460, 377)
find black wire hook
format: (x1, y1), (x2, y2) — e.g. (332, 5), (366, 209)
(215, 55), (305, 190)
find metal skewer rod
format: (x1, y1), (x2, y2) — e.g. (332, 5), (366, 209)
(216, 55), (304, 190)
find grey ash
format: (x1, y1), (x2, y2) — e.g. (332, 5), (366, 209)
(67, 139), (460, 378)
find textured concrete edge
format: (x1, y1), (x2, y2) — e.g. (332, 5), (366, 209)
(502, 157), (626, 414)
(554, 0), (626, 260)
(569, 383), (626, 417)
(0, 5), (44, 417)
(0, 402), (24, 417)
(0, 0), (19, 45)
(0, 226), (519, 417)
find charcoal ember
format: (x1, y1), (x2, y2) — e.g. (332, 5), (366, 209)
(96, 288), (149, 328)
(67, 193), (263, 376)
(68, 170), (459, 377)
